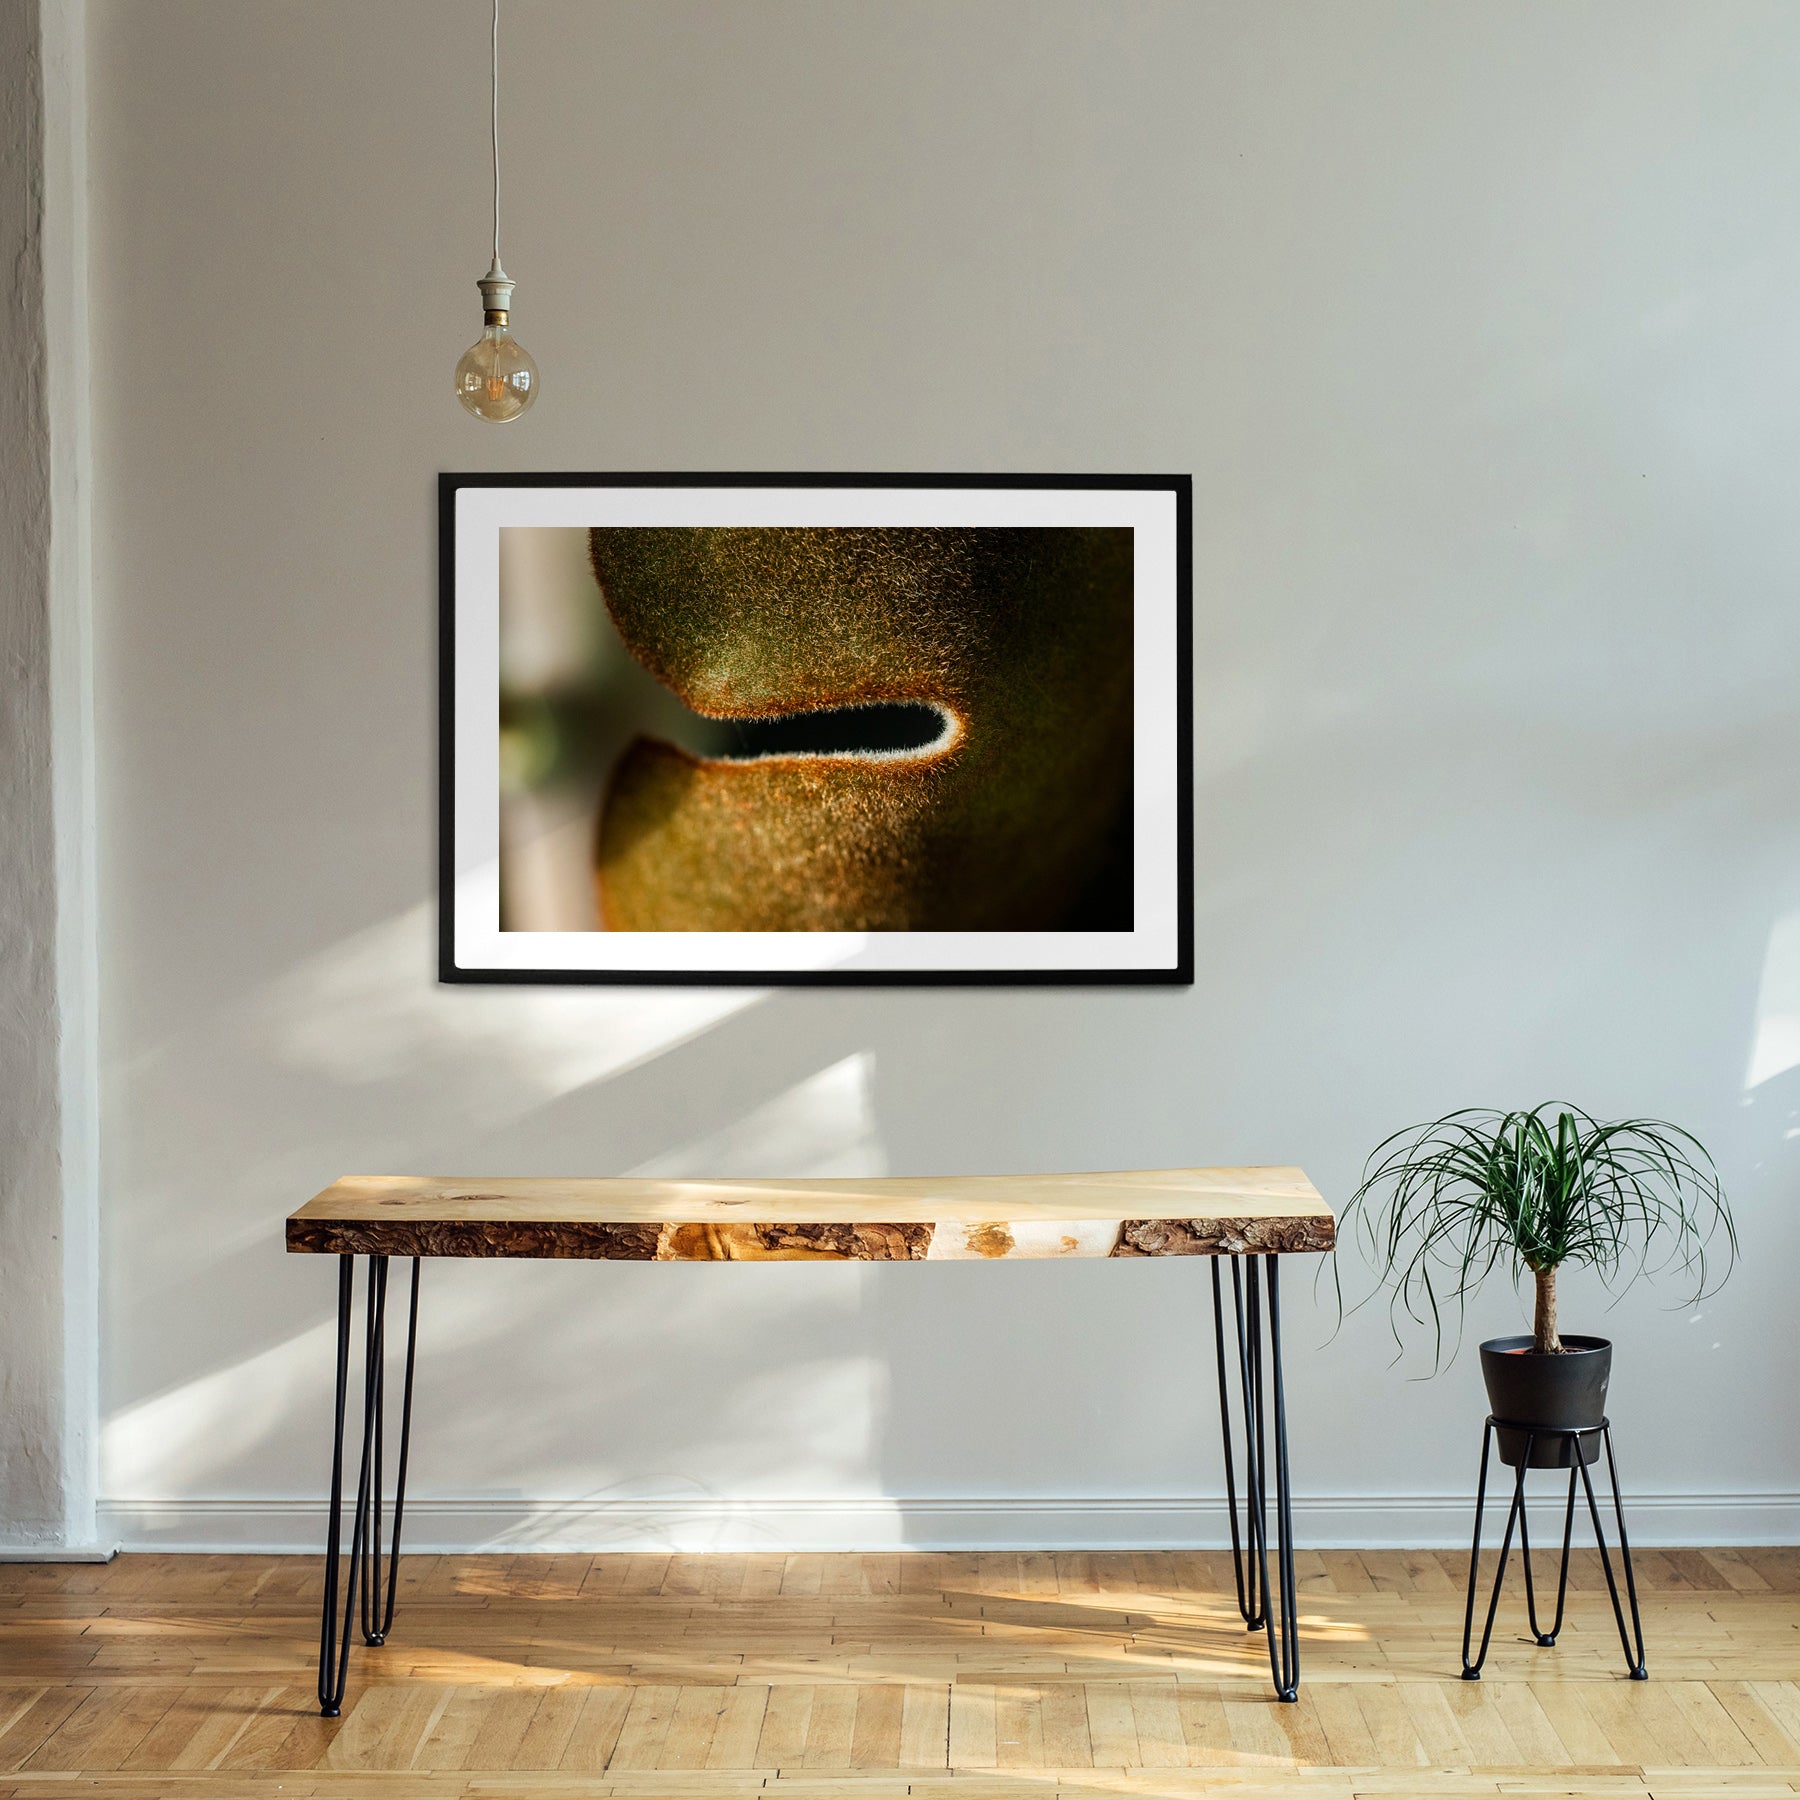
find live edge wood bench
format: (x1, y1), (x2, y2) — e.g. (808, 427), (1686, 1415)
(287, 1168), (1336, 1714)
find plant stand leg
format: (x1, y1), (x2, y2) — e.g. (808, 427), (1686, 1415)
(1516, 1449), (1538, 1640)
(1517, 1454), (1579, 1648)
(1581, 1425), (1648, 1679)
(1462, 1423), (1535, 1679)
(1523, 1463), (1578, 1648)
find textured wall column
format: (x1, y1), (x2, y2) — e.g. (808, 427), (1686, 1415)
(0, 0), (100, 1552)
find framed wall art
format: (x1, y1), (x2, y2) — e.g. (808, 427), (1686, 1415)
(440, 472), (1192, 985)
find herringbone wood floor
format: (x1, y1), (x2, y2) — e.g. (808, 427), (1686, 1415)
(1, 1547), (1798, 1797)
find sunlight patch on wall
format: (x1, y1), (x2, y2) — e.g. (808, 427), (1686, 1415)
(261, 900), (764, 1101)
(105, 1320), (336, 1497)
(629, 1053), (887, 1179)
(1745, 910), (1800, 1090)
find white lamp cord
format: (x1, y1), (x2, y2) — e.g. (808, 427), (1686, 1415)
(490, 0), (502, 267)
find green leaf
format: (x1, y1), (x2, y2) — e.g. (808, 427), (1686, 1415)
(1328, 1102), (1736, 1372)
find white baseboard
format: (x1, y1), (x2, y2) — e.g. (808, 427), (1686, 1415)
(98, 1492), (1800, 1555)
(0, 1544), (118, 1563)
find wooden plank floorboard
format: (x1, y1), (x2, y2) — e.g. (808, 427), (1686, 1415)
(0, 1550), (1797, 1796)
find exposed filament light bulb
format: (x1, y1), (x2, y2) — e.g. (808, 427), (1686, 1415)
(455, 0), (538, 422)
(456, 259), (537, 422)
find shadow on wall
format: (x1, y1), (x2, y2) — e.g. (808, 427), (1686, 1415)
(101, 669), (1800, 1535)
(104, 912), (873, 1525)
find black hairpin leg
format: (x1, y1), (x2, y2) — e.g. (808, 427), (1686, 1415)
(1462, 1419), (1534, 1679)
(1210, 1258), (1258, 1630)
(1522, 1460), (1578, 1648)
(1211, 1253), (1300, 1700)
(1460, 1416), (1645, 1682)
(318, 1254), (421, 1717)
(1583, 1425), (1648, 1679)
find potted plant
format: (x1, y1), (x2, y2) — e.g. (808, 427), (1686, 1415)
(1338, 1103), (1735, 1467)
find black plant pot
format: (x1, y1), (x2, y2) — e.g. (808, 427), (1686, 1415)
(1478, 1335), (1611, 1468)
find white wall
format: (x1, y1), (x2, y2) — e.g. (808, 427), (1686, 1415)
(86, 0), (1800, 1550)
(0, 0), (67, 1549)
(1, 0), (99, 1553)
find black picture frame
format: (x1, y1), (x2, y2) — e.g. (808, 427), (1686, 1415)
(439, 471), (1192, 986)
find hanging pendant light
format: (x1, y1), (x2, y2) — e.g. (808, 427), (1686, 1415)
(455, 0), (539, 422)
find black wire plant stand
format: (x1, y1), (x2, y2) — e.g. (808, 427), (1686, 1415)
(1460, 1415), (1647, 1682)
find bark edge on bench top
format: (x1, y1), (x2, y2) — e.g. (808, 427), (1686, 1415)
(286, 1168), (1335, 1261)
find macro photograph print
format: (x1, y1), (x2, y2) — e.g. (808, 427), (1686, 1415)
(441, 475), (1191, 984)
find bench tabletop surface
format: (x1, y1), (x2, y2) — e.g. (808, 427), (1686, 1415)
(287, 1169), (1334, 1261)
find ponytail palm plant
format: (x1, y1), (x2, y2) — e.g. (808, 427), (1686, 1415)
(1340, 1104), (1735, 1365)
